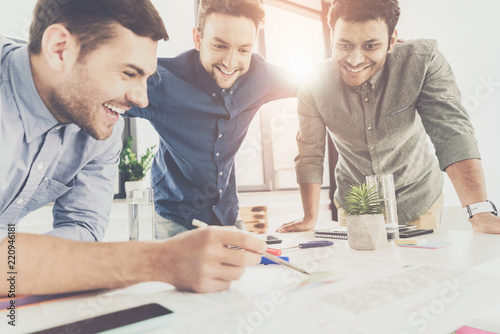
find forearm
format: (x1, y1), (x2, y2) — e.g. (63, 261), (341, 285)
(0, 233), (159, 295)
(445, 158), (487, 207)
(300, 183), (322, 222)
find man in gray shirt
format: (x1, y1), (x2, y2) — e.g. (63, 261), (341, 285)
(278, 0), (500, 233)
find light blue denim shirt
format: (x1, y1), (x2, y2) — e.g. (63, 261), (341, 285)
(295, 40), (480, 224)
(0, 38), (123, 241)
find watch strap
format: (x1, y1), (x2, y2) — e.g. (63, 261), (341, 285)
(465, 200), (498, 219)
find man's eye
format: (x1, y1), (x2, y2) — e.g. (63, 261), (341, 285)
(124, 72), (136, 78)
(338, 44), (351, 50)
(213, 44), (225, 49)
(365, 43), (379, 50)
(240, 49), (250, 54)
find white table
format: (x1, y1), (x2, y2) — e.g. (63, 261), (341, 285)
(2, 228), (500, 334)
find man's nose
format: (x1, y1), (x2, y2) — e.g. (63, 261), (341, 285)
(346, 48), (365, 67)
(127, 83), (149, 109)
(222, 49), (238, 69)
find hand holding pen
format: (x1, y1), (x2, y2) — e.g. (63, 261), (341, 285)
(160, 220), (266, 293)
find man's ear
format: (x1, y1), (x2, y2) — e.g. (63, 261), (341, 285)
(388, 29), (398, 53)
(193, 27), (202, 51)
(40, 23), (78, 72)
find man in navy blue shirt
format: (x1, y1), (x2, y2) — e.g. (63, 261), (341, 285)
(126, 0), (297, 237)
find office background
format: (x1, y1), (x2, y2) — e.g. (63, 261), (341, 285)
(1, 0), (499, 208)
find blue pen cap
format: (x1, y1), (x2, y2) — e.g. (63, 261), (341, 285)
(260, 256), (289, 265)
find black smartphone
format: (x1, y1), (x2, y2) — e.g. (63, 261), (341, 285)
(32, 303), (173, 334)
(266, 235), (282, 244)
(399, 229), (434, 238)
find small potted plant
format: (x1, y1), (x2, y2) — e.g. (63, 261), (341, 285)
(119, 135), (156, 193)
(345, 182), (387, 250)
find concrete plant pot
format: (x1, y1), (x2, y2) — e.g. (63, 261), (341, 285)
(346, 214), (388, 250)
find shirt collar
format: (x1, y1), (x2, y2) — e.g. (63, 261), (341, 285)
(195, 53), (223, 100)
(194, 52), (242, 100)
(10, 45), (60, 143)
(345, 64), (385, 93)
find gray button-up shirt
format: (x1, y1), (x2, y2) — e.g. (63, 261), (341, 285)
(295, 39), (480, 223)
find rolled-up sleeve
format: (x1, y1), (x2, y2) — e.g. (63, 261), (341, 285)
(417, 48), (481, 170)
(295, 83), (328, 184)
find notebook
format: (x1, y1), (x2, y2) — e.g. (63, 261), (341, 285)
(314, 226), (430, 240)
(314, 228), (348, 240)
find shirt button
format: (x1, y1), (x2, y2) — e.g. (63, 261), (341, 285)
(364, 98), (369, 102)
(17, 198), (24, 205)
(219, 172), (223, 176)
(37, 163), (44, 170)
(370, 147), (375, 150)
(218, 134), (222, 138)
(222, 89), (225, 92)
(368, 126), (372, 131)
(216, 152), (220, 157)
(212, 93), (216, 97)
(230, 91), (233, 94)
(219, 189), (222, 194)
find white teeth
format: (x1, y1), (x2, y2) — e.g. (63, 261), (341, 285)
(220, 68), (236, 75)
(346, 66), (367, 73)
(104, 103), (125, 114)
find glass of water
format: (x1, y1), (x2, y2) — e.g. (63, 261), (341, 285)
(366, 174), (399, 241)
(126, 188), (154, 241)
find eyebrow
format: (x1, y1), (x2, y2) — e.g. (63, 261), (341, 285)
(124, 64), (145, 76)
(213, 37), (253, 48)
(337, 38), (380, 44)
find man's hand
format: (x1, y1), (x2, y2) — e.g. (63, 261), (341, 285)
(470, 213), (500, 234)
(159, 227), (266, 293)
(276, 217), (316, 233)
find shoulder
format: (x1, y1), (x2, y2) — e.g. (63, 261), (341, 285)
(392, 39), (439, 59)
(156, 49), (198, 78)
(302, 59), (338, 91)
(0, 37), (22, 79)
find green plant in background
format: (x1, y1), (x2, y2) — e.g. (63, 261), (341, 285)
(345, 183), (384, 216)
(118, 136), (156, 182)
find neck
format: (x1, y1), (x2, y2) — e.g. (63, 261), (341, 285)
(29, 54), (69, 123)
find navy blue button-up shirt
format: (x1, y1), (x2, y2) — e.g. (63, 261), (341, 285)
(126, 49), (297, 227)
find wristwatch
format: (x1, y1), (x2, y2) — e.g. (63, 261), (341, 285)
(464, 200), (498, 219)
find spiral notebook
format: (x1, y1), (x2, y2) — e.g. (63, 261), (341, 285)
(315, 226), (431, 240)
(314, 228), (348, 240)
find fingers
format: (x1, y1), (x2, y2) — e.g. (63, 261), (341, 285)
(276, 220), (314, 233)
(211, 227), (267, 255)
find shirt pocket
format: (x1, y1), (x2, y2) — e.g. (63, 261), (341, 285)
(387, 103), (414, 116)
(382, 102), (418, 137)
(20, 178), (75, 217)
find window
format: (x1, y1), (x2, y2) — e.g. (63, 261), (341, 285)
(235, 2), (329, 191)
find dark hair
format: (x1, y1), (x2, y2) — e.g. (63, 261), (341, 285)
(328, 0), (400, 38)
(198, 0), (265, 36)
(29, 0), (169, 60)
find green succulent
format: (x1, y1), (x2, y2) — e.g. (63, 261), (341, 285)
(118, 136), (156, 182)
(345, 182), (384, 216)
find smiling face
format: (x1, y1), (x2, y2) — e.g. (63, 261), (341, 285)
(331, 18), (397, 87)
(194, 12), (257, 90)
(49, 24), (157, 140)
